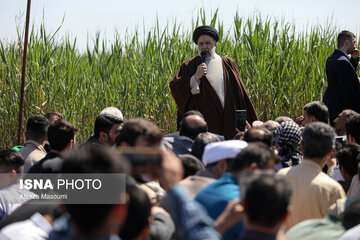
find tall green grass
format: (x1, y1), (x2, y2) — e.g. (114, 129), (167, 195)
(0, 11), (354, 148)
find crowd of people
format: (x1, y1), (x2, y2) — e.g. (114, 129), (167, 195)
(0, 26), (359, 240)
(0, 102), (359, 240)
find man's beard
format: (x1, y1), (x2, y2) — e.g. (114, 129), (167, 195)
(198, 47), (216, 59)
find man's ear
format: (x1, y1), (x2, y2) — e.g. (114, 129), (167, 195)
(66, 139), (74, 150)
(114, 197), (128, 222)
(281, 205), (292, 223)
(99, 131), (109, 143)
(247, 162), (258, 172)
(310, 116), (317, 123)
(345, 39), (350, 49)
(217, 160), (228, 174)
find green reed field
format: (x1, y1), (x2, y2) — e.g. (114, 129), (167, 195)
(0, 11), (356, 148)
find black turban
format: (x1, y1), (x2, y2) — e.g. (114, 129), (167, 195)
(193, 25), (219, 44)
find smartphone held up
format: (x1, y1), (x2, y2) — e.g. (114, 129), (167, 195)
(236, 110), (247, 131)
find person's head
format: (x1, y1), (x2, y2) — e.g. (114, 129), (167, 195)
(336, 143), (360, 181)
(302, 122), (335, 164)
(193, 25), (219, 54)
(179, 154), (202, 178)
(115, 118), (163, 147)
(274, 116), (293, 125)
(119, 185), (151, 240)
(231, 143), (277, 174)
(179, 114), (208, 140)
(338, 30), (356, 54)
(261, 120), (280, 134)
(0, 150), (24, 174)
(203, 140), (248, 178)
(44, 112), (63, 123)
(25, 115), (49, 143)
(242, 171), (292, 231)
(334, 110), (358, 136)
(182, 110), (204, 119)
(60, 145), (129, 236)
(191, 132), (220, 160)
(273, 121), (302, 156)
(252, 120), (264, 127)
(48, 119), (77, 152)
(346, 114), (360, 144)
(99, 107), (124, 122)
(343, 199), (360, 230)
(303, 101), (329, 125)
(243, 127), (272, 147)
(179, 110), (206, 133)
(0, 150), (25, 188)
(94, 114), (123, 146)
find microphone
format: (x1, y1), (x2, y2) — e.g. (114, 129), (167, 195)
(200, 51), (209, 64)
(200, 51), (209, 74)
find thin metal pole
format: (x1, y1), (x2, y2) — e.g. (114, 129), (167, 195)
(17, 0), (32, 145)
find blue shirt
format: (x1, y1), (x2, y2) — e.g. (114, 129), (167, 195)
(167, 185), (221, 240)
(195, 173), (243, 240)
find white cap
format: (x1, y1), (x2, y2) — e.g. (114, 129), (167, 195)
(203, 140), (248, 166)
(99, 107), (123, 121)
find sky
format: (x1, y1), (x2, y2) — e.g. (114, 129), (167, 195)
(1, 0), (360, 51)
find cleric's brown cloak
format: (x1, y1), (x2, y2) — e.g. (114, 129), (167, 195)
(170, 55), (258, 139)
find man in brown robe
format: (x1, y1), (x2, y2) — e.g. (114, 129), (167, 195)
(170, 25), (258, 139)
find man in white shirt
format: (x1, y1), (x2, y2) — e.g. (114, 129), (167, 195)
(18, 115), (49, 172)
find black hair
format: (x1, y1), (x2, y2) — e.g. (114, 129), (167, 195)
(338, 30), (356, 49)
(183, 110), (204, 119)
(346, 114), (360, 144)
(302, 122), (335, 159)
(0, 149), (24, 173)
(191, 132), (220, 160)
(44, 112), (63, 122)
(60, 145), (129, 232)
(231, 143), (276, 172)
(243, 127), (272, 147)
(94, 114), (123, 140)
(115, 118), (162, 147)
(336, 143), (360, 177)
(303, 101), (329, 124)
(25, 115), (49, 142)
(179, 154), (202, 178)
(243, 171), (292, 228)
(119, 185), (151, 240)
(343, 198), (360, 230)
(48, 119), (77, 151)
